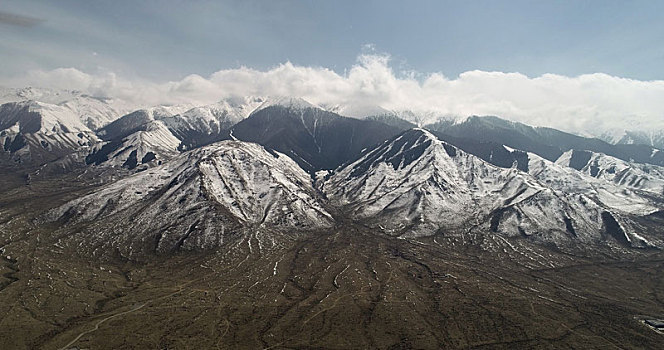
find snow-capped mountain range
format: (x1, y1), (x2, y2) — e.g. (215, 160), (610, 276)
(2, 88), (664, 254)
(325, 129), (660, 246)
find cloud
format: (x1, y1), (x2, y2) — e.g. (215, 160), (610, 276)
(9, 54), (664, 134)
(0, 11), (44, 27)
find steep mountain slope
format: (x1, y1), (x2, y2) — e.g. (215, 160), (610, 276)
(381, 110), (451, 126)
(598, 128), (664, 150)
(324, 129), (661, 247)
(319, 102), (392, 118)
(55, 96), (127, 130)
(365, 114), (417, 130)
(48, 140), (333, 256)
(96, 106), (186, 141)
(321, 101), (449, 125)
(230, 98), (403, 173)
(0, 101), (92, 136)
(426, 115), (664, 167)
(618, 129), (664, 149)
(86, 120), (180, 169)
(0, 101), (99, 165)
(555, 149), (664, 195)
(160, 96), (265, 150)
(527, 151), (663, 213)
(87, 109), (183, 168)
(429, 131), (530, 171)
(0, 87), (79, 104)
(0, 87), (131, 129)
(426, 130), (664, 208)
(86, 98), (266, 168)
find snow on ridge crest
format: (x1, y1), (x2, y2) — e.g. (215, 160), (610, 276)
(253, 96), (320, 114)
(324, 128), (661, 247)
(50, 140), (333, 231)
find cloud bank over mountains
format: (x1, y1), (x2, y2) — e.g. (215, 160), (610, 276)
(7, 53), (664, 134)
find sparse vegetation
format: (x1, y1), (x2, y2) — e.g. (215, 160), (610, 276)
(0, 175), (663, 349)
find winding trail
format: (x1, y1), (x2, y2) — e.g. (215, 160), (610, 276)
(58, 304), (146, 350)
(57, 276), (206, 350)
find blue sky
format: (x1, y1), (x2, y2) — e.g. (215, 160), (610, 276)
(2, 0), (664, 81)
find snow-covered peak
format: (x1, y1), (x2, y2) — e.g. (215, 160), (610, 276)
(380, 110), (458, 127)
(335, 128), (461, 178)
(146, 104), (195, 119)
(174, 97), (265, 125)
(0, 100), (91, 135)
(51, 140), (333, 245)
(0, 87), (137, 130)
(120, 105), (191, 122)
(529, 151), (660, 214)
(86, 119), (180, 169)
(321, 103), (391, 118)
(325, 128), (547, 235)
(317, 101), (459, 125)
(555, 149), (664, 195)
(56, 96), (127, 130)
(96, 109), (155, 140)
(47, 140), (334, 256)
(0, 99), (105, 164)
(157, 97), (266, 149)
(253, 96), (319, 114)
(325, 129), (661, 247)
(599, 128), (664, 150)
(0, 87), (85, 105)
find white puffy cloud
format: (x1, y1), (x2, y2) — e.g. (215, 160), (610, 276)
(9, 54), (664, 135)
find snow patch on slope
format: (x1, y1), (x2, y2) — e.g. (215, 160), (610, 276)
(52, 140), (333, 229)
(555, 149), (664, 196)
(161, 97), (264, 136)
(325, 129), (661, 247)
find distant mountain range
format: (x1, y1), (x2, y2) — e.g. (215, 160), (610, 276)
(1, 87), (664, 256)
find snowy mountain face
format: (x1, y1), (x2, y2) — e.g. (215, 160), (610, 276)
(324, 129), (661, 248)
(0, 87), (92, 105)
(96, 109), (156, 141)
(320, 103), (392, 118)
(85, 97), (363, 170)
(86, 109), (182, 169)
(428, 131), (531, 172)
(381, 110), (454, 127)
(256, 96), (318, 111)
(612, 129), (664, 150)
(84, 98), (268, 169)
(527, 151), (664, 219)
(319, 101), (453, 126)
(55, 96), (126, 130)
(0, 88), (139, 168)
(555, 149), (664, 195)
(0, 100), (90, 135)
(0, 87), (131, 129)
(0, 101), (100, 165)
(48, 140), (333, 256)
(86, 119), (180, 169)
(160, 96), (265, 150)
